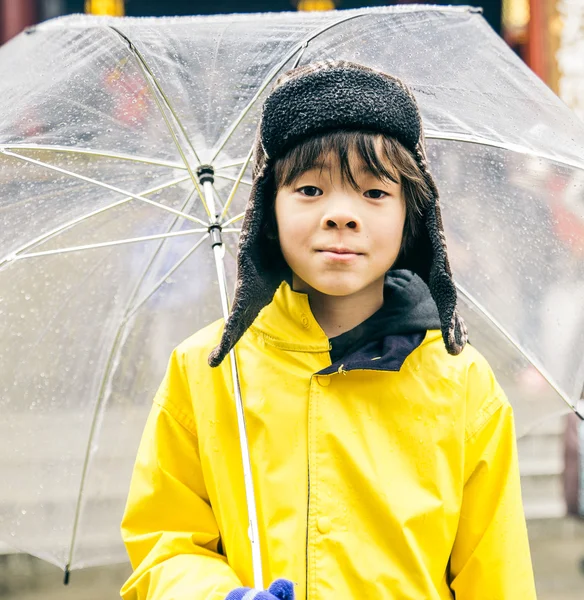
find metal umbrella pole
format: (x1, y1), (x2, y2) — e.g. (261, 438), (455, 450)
(197, 165), (264, 589)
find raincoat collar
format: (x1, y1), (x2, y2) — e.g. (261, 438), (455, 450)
(249, 272), (440, 372)
(250, 280), (330, 353)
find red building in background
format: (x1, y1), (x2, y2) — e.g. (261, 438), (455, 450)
(503, 0), (567, 95)
(0, 0), (36, 44)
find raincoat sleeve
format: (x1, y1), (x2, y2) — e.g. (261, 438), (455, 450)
(120, 348), (242, 600)
(448, 355), (537, 599)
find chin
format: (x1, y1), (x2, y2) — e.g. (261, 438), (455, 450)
(308, 277), (367, 297)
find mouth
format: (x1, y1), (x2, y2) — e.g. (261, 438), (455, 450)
(316, 247), (364, 262)
(316, 246), (363, 254)
(316, 247), (363, 255)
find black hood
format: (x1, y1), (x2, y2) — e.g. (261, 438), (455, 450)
(328, 269), (440, 365)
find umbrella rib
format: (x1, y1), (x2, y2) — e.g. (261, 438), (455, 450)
(11, 229), (209, 260)
(220, 144), (254, 219)
(121, 186), (201, 324)
(0, 174), (191, 269)
(130, 61), (208, 214)
(215, 158), (250, 170)
(108, 26), (203, 166)
(215, 173), (252, 187)
(65, 185), (204, 572)
(223, 212), (245, 227)
(0, 149), (206, 225)
(425, 131), (584, 172)
(0, 143), (187, 170)
(108, 26), (211, 216)
(209, 11), (374, 163)
(123, 232), (211, 323)
(292, 43), (307, 70)
(455, 282), (583, 417)
(37, 189), (202, 355)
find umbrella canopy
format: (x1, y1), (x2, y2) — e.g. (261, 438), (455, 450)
(1, 5), (584, 573)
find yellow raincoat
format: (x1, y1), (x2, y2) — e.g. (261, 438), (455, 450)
(120, 280), (536, 599)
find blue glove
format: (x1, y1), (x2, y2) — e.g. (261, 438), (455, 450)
(225, 578), (295, 600)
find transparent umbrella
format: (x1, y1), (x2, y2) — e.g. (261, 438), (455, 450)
(1, 4), (584, 584)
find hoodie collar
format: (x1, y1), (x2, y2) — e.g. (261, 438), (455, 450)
(328, 269), (440, 364)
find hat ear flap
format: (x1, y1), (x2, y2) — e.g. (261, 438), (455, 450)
(423, 186), (468, 355)
(394, 141), (468, 356)
(208, 163), (283, 367)
(391, 219), (432, 283)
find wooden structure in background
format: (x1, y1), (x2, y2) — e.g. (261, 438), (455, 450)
(503, 0), (565, 95)
(527, 0), (562, 93)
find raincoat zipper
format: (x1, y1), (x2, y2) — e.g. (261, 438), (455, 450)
(305, 466), (310, 600)
(306, 371), (319, 600)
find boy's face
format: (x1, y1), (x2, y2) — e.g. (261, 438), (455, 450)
(275, 145), (405, 299)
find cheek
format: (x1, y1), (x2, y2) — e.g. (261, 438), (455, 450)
(369, 206), (406, 254)
(275, 201), (311, 247)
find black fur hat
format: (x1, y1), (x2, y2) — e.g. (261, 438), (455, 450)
(209, 60), (467, 367)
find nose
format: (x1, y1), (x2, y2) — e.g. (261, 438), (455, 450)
(320, 197), (361, 231)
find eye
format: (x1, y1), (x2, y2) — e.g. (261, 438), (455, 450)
(297, 186), (322, 197)
(364, 189), (388, 199)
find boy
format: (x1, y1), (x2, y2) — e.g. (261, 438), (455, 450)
(120, 61), (537, 599)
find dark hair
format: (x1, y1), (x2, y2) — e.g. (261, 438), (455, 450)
(266, 129), (432, 265)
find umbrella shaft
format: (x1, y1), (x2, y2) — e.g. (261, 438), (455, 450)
(212, 243), (264, 588)
(203, 180), (219, 221)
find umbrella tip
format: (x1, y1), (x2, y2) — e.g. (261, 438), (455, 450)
(63, 565), (70, 585)
(575, 409), (584, 422)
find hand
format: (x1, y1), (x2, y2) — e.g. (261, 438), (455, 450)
(225, 578), (295, 600)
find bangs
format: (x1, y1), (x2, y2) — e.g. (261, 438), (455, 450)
(273, 130), (402, 192)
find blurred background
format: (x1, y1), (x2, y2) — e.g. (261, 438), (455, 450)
(1, 1), (583, 599)
(0, 0), (579, 107)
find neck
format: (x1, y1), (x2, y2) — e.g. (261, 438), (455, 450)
(292, 275), (385, 338)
